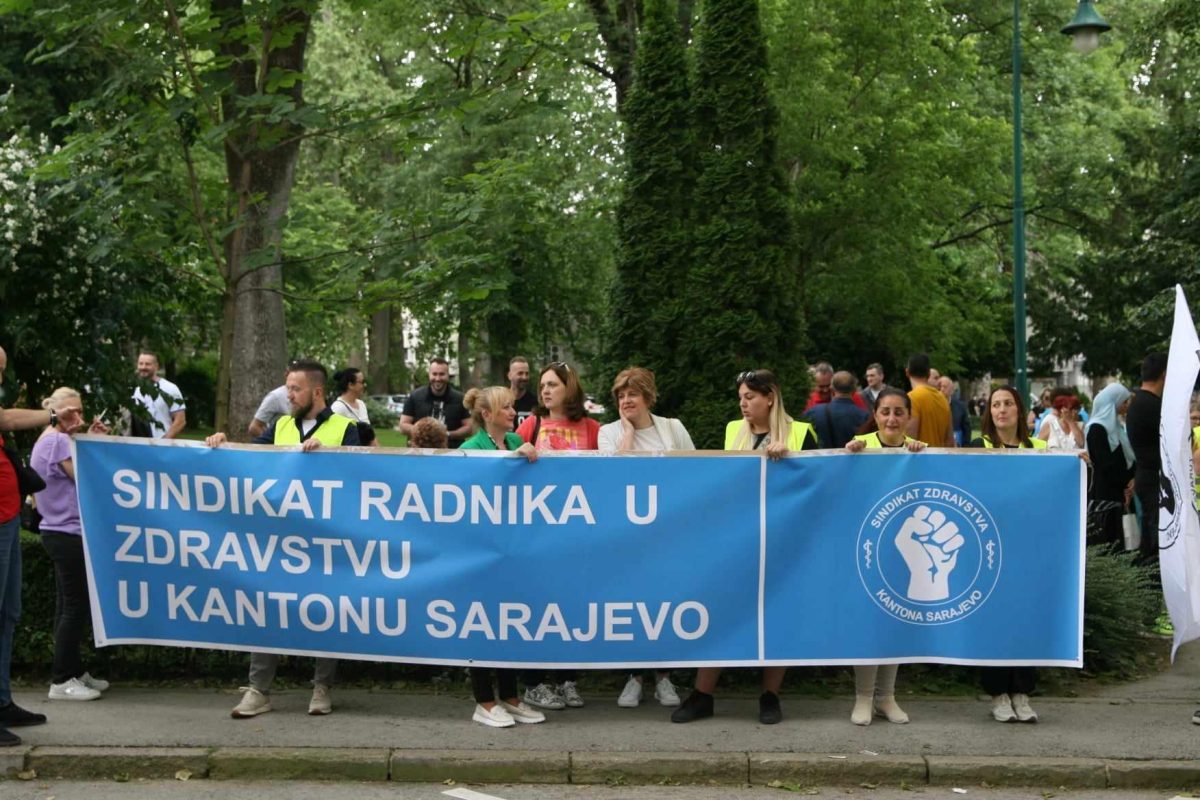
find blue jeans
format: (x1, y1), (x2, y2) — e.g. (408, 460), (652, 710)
(0, 514), (22, 705)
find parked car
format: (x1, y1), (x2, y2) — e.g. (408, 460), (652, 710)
(369, 394), (408, 415)
(584, 395), (606, 416)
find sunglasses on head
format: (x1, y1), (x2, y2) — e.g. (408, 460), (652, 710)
(737, 370), (771, 390)
(549, 361), (572, 373)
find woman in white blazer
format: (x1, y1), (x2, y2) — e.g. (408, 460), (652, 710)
(598, 367), (694, 708)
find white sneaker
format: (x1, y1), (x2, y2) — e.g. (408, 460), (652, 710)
(48, 677), (101, 701)
(1011, 693), (1038, 723)
(991, 693), (1017, 723)
(560, 681), (584, 708)
(499, 700), (545, 724)
(473, 703), (515, 728)
(654, 676), (681, 707)
(308, 684), (332, 716)
(617, 676), (643, 708)
(79, 672), (110, 692)
(231, 686), (271, 718)
(524, 683), (565, 710)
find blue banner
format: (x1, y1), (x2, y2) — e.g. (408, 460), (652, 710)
(74, 438), (1084, 667)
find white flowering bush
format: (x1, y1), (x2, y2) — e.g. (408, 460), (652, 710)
(0, 116), (188, 413)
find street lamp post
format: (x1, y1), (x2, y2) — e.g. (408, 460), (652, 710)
(1011, 1), (1111, 404)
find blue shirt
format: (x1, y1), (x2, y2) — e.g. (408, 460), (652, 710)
(803, 396), (869, 449)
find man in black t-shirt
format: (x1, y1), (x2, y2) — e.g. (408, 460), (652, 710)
(1126, 352), (1167, 560)
(400, 357), (471, 445)
(508, 356), (537, 427)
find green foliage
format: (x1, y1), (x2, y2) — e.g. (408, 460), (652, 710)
(0, 123), (195, 415)
(602, 0), (695, 417)
(1081, 544), (1161, 676)
(679, 0), (805, 447)
(175, 355), (219, 429)
(364, 396), (398, 431)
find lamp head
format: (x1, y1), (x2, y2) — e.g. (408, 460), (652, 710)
(1061, 1), (1112, 54)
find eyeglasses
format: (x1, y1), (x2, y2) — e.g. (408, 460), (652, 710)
(549, 361), (572, 373)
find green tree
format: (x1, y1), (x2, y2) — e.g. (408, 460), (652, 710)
(602, 0), (695, 415)
(679, 0), (804, 447)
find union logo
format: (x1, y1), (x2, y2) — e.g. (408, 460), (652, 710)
(856, 481), (1000, 626)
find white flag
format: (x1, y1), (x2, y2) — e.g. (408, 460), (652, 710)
(1158, 284), (1200, 657)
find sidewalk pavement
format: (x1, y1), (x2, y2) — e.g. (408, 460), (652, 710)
(2, 642), (1197, 788)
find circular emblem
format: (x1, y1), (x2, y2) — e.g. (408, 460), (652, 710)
(1158, 421), (1190, 551)
(857, 481), (1000, 626)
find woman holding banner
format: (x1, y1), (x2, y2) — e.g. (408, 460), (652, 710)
(460, 386), (544, 727)
(968, 385), (1045, 723)
(29, 387), (111, 702)
(672, 369), (817, 725)
(598, 367), (692, 709)
(515, 362), (599, 710)
(844, 388), (925, 725)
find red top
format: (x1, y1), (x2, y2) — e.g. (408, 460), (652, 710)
(0, 433), (20, 522)
(515, 415), (601, 451)
(804, 390), (869, 413)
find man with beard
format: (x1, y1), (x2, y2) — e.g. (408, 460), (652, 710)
(400, 357), (470, 445)
(508, 356), (536, 427)
(204, 359), (358, 718)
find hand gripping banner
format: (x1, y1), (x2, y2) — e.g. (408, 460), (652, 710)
(74, 438), (1085, 668)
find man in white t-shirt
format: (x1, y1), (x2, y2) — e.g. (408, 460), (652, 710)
(131, 351), (186, 439)
(248, 379), (290, 439)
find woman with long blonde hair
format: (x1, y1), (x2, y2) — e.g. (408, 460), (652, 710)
(673, 369), (817, 725)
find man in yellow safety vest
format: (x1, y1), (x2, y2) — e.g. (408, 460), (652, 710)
(205, 359), (359, 719)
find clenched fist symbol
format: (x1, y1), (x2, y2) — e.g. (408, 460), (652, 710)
(894, 505), (965, 602)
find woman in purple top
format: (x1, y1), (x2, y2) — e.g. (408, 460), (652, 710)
(30, 387), (110, 702)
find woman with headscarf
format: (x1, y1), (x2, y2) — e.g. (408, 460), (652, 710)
(1084, 383), (1135, 547)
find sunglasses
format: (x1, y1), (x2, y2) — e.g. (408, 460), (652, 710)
(737, 370), (772, 391)
(549, 361), (572, 373)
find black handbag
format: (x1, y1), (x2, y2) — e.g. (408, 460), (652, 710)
(2, 439), (46, 497)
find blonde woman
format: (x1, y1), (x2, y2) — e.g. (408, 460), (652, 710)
(673, 369), (817, 725)
(460, 387), (542, 726)
(30, 387), (110, 702)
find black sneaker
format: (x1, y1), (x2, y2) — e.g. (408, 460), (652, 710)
(758, 691), (782, 725)
(1193, 709), (1200, 726)
(0, 727), (20, 747)
(670, 690), (714, 723)
(0, 702), (46, 727)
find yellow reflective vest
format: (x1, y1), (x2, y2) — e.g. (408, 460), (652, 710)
(852, 432), (918, 449)
(979, 434), (1047, 450)
(724, 419), (816, 451)
(274, 413), (354, 447)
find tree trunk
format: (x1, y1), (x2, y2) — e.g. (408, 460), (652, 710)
(215, 0), (313, 440)
(214, 288), (236, 433)
(368, 306), (391, 393)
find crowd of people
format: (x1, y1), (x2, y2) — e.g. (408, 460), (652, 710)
(0, 343), (1184, 743)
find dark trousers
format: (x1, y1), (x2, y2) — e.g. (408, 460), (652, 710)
(40, 532), (92, 685)
(981, 667), (1035, 696)
(471, 668), (518, 704)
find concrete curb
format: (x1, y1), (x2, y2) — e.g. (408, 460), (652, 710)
(1, 746), (1199, 789)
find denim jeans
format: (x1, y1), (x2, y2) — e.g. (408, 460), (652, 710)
(0, 514), (23, 705)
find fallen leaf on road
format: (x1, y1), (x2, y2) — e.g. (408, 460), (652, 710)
(175, 769), (192, 781)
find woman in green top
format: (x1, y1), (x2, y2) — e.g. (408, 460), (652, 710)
(460, 386), (540, 728)
(845, 388), (925, 726)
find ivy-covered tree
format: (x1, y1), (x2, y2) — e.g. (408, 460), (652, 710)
(602, 0), (695, 415)
(678, 0), (805, 447)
